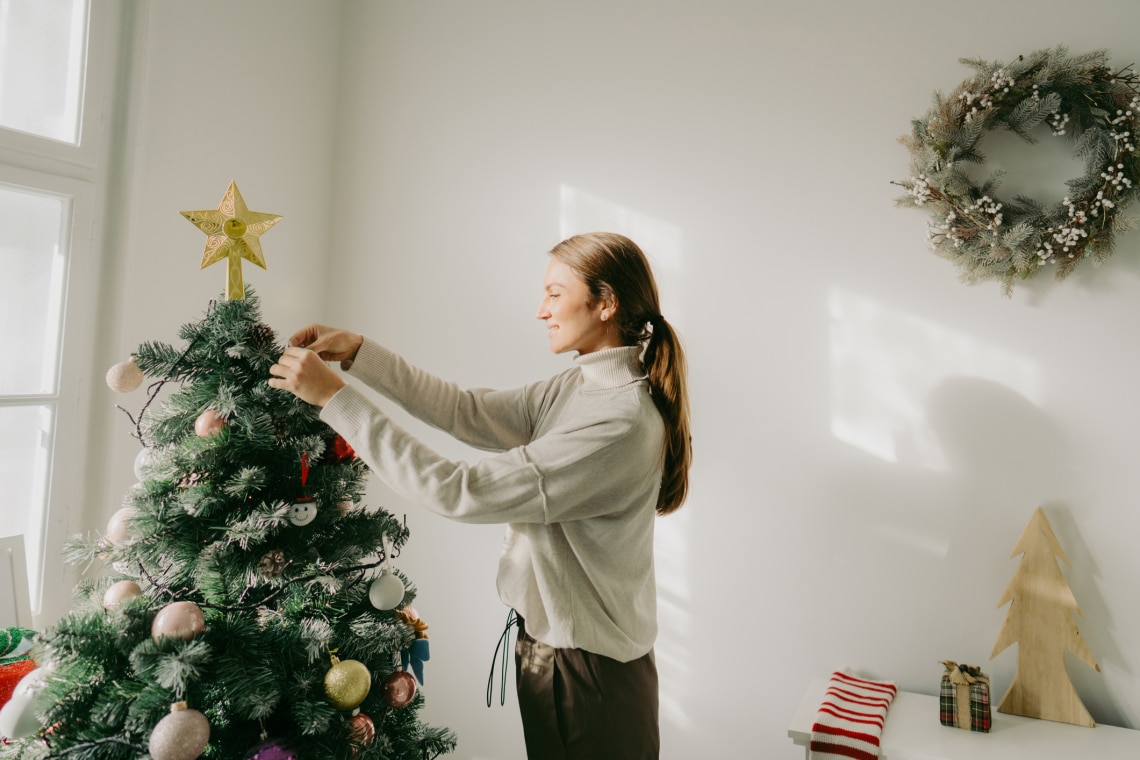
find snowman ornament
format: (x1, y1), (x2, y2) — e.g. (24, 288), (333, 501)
(288, 499), (318, 527)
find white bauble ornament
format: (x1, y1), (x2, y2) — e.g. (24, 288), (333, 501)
(288, 500), (318, 526)
(0, 663), (54, 740)
(368, 572), (405, 610)
(103, 580), (143, 609)
(106, 506), (136, 545)
(148, 702), (210, 760)
(134, 447), (156, 480)
(105, 358), (144, 393)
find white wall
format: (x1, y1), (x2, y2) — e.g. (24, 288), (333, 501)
(90, 3), (344, 525)
(91, 1), (1140, 758)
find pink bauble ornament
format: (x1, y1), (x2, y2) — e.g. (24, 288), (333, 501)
(194, 409), (225, 438)
(368, 572), (404, 610)
(243, 739), (297, 760)
(103, 580), (142, 609)
(148, 702), (210, 760)
(151, 601), (206, 641)
(105, 358), (144, 393)
(106, 506), (135, 545)
(382, 670), (417, 708)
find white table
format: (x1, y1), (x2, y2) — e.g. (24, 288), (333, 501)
(787, 678), (1140, 759)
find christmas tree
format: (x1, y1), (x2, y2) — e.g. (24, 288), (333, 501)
(0, 184), (457, 759)
(990, 506), (1099, 727)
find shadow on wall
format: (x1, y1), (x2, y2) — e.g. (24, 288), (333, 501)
(926, 376), (1127, 727)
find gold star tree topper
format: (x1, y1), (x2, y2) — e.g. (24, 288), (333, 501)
(181, 181), (281, 300)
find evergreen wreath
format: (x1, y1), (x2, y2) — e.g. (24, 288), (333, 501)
(895, 46), (1140, 295)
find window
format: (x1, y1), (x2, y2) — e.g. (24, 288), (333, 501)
(0, 0), (89, 144)
(0, 0), (120, 626)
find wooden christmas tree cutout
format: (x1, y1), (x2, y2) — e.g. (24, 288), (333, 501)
(991, 507), (1100, 727)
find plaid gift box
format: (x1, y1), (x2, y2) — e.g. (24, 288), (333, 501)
(939, 660), (991, 732)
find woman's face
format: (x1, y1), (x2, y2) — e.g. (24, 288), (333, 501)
(537, 257), (619, 355)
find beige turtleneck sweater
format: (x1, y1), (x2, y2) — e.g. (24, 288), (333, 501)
(320, 339), (664, 662)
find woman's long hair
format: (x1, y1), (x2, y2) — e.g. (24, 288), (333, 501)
(549, 232), (691, 515)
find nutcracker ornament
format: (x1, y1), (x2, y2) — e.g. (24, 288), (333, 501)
(396, 607), (431, 684)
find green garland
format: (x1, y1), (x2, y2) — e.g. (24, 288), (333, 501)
(895, 46), (1140, 295)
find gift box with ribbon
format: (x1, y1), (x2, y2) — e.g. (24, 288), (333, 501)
(939, 660), (991, 732)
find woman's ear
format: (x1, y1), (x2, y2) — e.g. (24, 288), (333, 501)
(600, 296), (618, 321)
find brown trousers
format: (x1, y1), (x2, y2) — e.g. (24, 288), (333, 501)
(514, 617), (660, 759)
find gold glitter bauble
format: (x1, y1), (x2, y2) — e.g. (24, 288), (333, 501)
(323, 656), (371, 711)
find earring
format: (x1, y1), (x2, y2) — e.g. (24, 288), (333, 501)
(601, 312), (609, 321)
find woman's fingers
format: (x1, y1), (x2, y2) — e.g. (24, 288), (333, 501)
(268, 347), (345, 407)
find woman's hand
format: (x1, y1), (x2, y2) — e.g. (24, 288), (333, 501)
(268, 347), (347, 407)
(288, 324), (364, 363)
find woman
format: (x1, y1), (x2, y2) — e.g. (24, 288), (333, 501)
(268, 232), (691, 759)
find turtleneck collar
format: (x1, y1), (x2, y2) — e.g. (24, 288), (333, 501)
(574, 346), (645, 391)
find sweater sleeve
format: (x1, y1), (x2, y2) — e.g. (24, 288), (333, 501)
(319, 383), (657, 525)
(344, 338), (544, 452)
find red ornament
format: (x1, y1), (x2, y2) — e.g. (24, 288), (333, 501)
(382, 670), (417, 708)
(194, 409), (225, 437)
(347, 711), (375, 746)
(331, 435), (356, 462)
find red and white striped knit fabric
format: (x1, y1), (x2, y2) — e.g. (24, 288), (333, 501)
(809, 671), (898, 759)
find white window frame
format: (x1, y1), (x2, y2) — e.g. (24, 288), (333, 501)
(0, 0), (124, 627)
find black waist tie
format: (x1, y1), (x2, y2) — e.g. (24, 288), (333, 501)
(513, 615), (660, 760)
(486, 608), (520, 708)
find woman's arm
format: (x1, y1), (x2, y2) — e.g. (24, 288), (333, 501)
(320, 384), (661, 525)
(343, 338), (550, 452)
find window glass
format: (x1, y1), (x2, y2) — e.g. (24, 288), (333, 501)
(0, 183), (69, 395)
(0, 404), (53, 607)
(0, 0), (89, 144)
